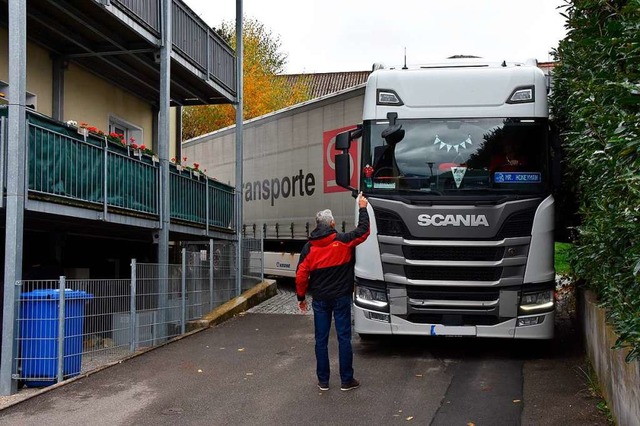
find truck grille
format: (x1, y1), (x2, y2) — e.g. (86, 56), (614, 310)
(375, 207), (536, 240)
(403, 246), (505, 261)
(404, 266), (503, 281)
(375, 209), (409, 237)
(405, 314), (502, 326)
(406, 285), (499, 301)
(404, 285), (503, 325)
(497, 209), (535, 239)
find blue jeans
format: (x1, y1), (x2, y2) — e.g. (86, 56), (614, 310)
(312, 295), (354, 384)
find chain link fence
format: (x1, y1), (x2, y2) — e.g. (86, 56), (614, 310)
(11, 238), (263, 387)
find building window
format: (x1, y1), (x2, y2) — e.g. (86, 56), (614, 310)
(0, 80), (37, 109)
(109, 115), (143, 146)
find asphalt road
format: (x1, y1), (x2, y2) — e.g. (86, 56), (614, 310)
(0, 283), (609, 425)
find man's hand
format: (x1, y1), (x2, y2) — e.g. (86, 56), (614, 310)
(298, 300), (308, 312)
(358, 192), (368, 209)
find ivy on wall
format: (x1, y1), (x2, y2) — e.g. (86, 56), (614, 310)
(550, 0), (640, 361)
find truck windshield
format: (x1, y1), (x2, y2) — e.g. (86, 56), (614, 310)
(361, 118), (549, 196)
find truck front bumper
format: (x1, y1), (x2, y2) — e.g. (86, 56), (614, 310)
(353, 305), (555, 339)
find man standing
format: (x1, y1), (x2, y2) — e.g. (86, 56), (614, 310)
(295, 193), (370, 391)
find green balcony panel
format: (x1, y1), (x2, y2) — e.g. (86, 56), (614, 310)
(1, 107), (235, 232)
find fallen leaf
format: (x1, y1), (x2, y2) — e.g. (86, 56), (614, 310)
(406, 416), (413, 421)
(415, 374), (423, 377)
(246, 372), (254, 376)
(513, 399), (521, 403)
(238, 348), (245, 352)
(197, 369), (203, 373)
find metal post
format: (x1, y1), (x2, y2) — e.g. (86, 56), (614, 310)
(234, 0), (244, 297)
(57, 277), (66, 383)
(205, 177), (210, 233)
(209, 239), (214, 310)
(156, 0), (172, 342)
(207, 29), (211, 79)
(130, 259), (137, 353)
(0, 116), (6, 209)
(1, 0), (27, 396)
(181, 248), (186, 335)
(260, 232), (264, 282)
(103, 138), (108, 219)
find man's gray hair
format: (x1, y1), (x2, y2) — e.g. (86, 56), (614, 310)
(315, 209), (334, 226)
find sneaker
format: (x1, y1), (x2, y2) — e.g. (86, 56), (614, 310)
(317, 382), (329, 391)
(340, 379), (360, 391)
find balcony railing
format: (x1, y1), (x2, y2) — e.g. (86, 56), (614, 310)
(110, 0), (236, 94)
(0, 107), (234, 233)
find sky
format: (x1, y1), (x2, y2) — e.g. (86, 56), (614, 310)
(184, 0), (568, 74)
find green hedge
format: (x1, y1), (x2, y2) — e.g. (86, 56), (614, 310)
(550, 0), (640, 361)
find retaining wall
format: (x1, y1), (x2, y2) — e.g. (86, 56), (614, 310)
(580, 290), (640, 426)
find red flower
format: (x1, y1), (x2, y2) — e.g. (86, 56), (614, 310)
(170, 157), (176, 163)
(193, 162), (200, 170)
(131, 143), (139, 150)
(139, 144), (146, 151)
(182, 156), (188, 163)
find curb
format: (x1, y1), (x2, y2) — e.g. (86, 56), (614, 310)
(0, 279), (278, 411)
(187, 279), (278, 331)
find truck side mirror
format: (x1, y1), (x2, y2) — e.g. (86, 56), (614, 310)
(335, 127), (363, 150)
(334, 128), (360, 195)
(382, 112), (404, 145)
(335, 152), (352, 190)
(382, 124), (405, 145)
(335, 132), (351, 150)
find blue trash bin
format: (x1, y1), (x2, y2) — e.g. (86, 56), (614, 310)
(19, 289), (93, 387)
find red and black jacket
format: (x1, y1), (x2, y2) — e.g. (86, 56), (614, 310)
(295, 207), (370, 302)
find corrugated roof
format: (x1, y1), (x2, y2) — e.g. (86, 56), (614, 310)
(280, 71), (371, 99)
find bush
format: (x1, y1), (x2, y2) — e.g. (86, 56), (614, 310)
(550, 0), (640, 362)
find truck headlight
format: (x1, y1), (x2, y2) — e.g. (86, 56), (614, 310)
(519, 290), (554, 313)
(355, 286), (388, 309)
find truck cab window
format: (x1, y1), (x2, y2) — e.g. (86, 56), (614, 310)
(362, 118), (548, 195)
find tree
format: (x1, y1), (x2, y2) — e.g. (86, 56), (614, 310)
(182, 18), (310, 140)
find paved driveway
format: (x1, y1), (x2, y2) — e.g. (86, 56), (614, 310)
(0, 282), (608, 425)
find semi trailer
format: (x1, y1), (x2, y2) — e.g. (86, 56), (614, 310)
(182, 87), (365, 277)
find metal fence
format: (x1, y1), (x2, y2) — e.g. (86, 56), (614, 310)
(11, 239), (263, 387)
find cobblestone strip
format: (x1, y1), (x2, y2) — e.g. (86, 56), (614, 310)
(248, 285), (313, 315)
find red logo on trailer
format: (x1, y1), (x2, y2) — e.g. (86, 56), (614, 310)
(323, 126), (359, 193)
